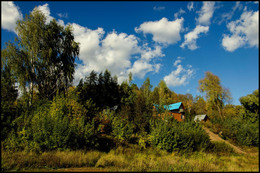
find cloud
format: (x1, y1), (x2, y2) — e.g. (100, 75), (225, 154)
(222, 9), (259, 52)
(127, 45), (164, 79)
(135, 17), (184, 45)
(218, 1), (243, 25)
(153, 6), (165, 11)
(196, 1), (215, 25)
(57, 12), (68, 18)
(1, 1), (23, 33)
(180, 25), (209, 50)
(71, 23), (165, 85)
(128, 59), (160, 79)
(187, 2), (194, 11)
(33, 3), (54, 24)
(164, 58), (195, 87)
(71, 25), (138, 84)
(174, 8), (186, 19)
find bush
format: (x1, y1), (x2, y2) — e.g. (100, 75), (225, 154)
(211, 116), (259, 147)
(209, 141), (235, 155)
(111, 116), (135, 141)
(3, 94), (100, 152)
(149, 115), (211, 152)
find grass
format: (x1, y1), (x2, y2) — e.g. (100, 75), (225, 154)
(1, 144), (259, 172)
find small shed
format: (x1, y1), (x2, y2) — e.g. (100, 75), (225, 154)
(194, 114), (209, 122)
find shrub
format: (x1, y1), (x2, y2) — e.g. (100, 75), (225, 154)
(209, 141), (235, 155)
(149, 115), (211, 152)
(211, 116), (259, 147)
(3, 94), (100, 152)
(111, 116), (135, 141)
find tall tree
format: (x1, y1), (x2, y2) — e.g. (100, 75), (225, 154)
(239, 89), (259, 122)
(198, 71), (232, 119)
(140, 77), (153, 107)
(1, 8), (79, 105)
(76, 70), (121, 113)
(1, 57), (18, 139)
(157, 80), (171, 105)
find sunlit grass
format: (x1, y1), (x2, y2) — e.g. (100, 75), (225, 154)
(1, 145), (259, 172)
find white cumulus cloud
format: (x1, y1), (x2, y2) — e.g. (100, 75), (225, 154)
(164, 58), (195, 87)
(33, 3), (54, 24)
(71, 23), (165, 85)
(196, 1), (215, 25)
(127, 45), (164, 79)
(180, 25), (209, 50)
(1, 1), (23, 33)
(135, 17), (184, 45)
(222, 9), (259, 52)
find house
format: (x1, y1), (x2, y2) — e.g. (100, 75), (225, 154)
(153, 102), (185, 122)
(194, 114), (209, 122)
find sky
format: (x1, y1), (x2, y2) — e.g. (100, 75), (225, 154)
(1, 1), (259, 105)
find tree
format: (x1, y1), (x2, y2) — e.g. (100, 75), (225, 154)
(198, 72), (232, 119)
(76, 70), (121, 115)
(1, 8), (79, 105)
(157, 80), (171, 105)
(191, 96), (207, 115)
(140, 77), (153, 107)
(239, 89), (259, 122)
(1, 60), (18, 139)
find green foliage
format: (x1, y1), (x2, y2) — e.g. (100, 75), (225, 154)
(2, 93), (101, 152)
(111, 116), (135, 141)
(1, 62), (18, 140)
(76, 70), (121, 117)
(211, 116), (259, 147)
(198, 72), (232, 119)
(149, 115), (211, 152)
(239, 89), (259, 122)
(209, 141), (235, 155)
(2, 8), (79, 106)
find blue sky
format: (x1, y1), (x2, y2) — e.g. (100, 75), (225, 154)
(1, 1), (259, 105)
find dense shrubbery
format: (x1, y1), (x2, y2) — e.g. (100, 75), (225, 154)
(149, 113), (211, 152)
(210, 116), (259, 147)
(3, 94), (100, 152)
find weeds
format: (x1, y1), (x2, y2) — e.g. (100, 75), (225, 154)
(1, 145), (259, 172)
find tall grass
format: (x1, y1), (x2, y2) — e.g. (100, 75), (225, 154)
(1, 144), (259, 172)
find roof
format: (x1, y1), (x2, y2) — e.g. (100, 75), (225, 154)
(165, 102), (182, 111)
(153, 102), (183, 111)
(194, 114), (208, 121)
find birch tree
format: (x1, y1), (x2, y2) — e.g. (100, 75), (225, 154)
(198, 71), (232, 119)
(1, 8), (79, 105)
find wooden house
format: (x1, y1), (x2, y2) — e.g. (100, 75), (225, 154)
(153, 102), (185, 122)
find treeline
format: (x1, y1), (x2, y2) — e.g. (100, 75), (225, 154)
(1, 9), (258, 154)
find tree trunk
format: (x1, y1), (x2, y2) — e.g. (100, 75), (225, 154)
(216, 103), (223, 120)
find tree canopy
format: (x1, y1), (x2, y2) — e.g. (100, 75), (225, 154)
(1, 8), (79, 105)
(198, 71), (232, 119)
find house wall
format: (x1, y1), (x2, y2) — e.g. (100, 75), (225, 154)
(152, 105), (185, 122)
(170, 112), (185, 122)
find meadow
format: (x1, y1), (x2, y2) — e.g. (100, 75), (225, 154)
(2, 142), (258, 172)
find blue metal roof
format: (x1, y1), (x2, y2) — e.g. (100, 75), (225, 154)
(164, 102), (182, 110)
(153, 102), (182, 111)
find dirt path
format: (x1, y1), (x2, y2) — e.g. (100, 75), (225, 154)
(202, 126), (246, 154)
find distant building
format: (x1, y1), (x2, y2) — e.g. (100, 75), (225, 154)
(153, 102), (185, 122)
(194, 114), (209, 122)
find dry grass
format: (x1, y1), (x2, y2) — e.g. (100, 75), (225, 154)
(2, 146), (259, 172)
